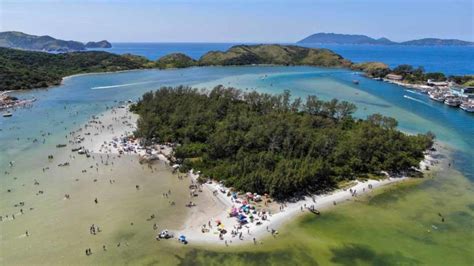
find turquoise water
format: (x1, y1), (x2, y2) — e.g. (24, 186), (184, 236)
(92, 43), (474, 75)
(2, 66), (473, 177)
(1, 66), (473, 264)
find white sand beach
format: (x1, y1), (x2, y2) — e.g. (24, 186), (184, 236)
(175, 174), (408, 246)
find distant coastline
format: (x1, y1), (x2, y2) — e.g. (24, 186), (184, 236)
(0, 31), (112, 52)
(298, 32), (474, 46)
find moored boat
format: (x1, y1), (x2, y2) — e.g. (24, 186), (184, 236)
(428, 91), (446, 102)
(460, 101), (474, 112)
(444, 96), (462, 107)
(2, 112), (13, 117)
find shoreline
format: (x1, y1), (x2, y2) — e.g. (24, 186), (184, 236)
(175, 148), (440, 246)
(80, 105), (443, 247)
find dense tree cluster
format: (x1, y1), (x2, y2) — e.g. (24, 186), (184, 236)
(0, 47), (151, 91)
(131, 86), (434, 199)
(449, 75), (474, 87)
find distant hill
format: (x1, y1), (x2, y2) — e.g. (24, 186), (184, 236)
(85, 40), (112, 48)
(298, 33), (395, 45)
(156, 53), (196, 69)
(0, 31), (112, 52)
(198, 44), (352, 67)
(400, 38), (474, 46)
(298, 32), (474, 46)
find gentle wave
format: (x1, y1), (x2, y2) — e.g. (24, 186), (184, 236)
(406, 89), (423, 96)
(91, 81), (158, 90)
(403, 95), (431, 106)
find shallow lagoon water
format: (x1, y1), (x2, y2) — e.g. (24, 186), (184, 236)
(1, 66), (473, 265)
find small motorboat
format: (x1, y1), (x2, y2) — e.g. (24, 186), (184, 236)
(3, 112), (13, 117)
(352, 80), (360, 85)
(56, 144), (67, 148)
(460, 101), (474, 112)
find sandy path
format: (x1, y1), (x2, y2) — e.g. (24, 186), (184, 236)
(75, 106), (141, 155)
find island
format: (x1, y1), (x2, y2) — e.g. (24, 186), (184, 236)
(156, 53), (196, 69)
(85, 40), (112, 48)
(0, 31), (112, 52)
(298, 32), (474, 46)
(298, 33), (395, 45)
(197, 44), (352, 67)
(130, 86), (434, 199)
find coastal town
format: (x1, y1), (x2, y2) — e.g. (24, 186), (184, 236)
(380, 73), (474, 112)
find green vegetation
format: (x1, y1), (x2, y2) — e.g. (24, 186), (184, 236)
(351, 62), (390, 78)
(131, 86), (433, 199)
(355, 62), (474, 86)
(0, 47), (152, 90)
(449, 75), (474, 87)
(391, 64), (434, 83)
(198, 44), (352, 67)
(0, 44), (353, 91)
(156, 53), (196, 69)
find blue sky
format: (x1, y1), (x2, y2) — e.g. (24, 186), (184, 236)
(0, 0), (472, 42)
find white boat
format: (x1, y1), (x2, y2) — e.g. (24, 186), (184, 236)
(460, 101), (474, 112)
(428, 92), (446, 102)
(444, 96), (462, 107)
(2, 112), (13, 117)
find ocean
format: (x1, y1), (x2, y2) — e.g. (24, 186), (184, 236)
(91, 43), (474, 76)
